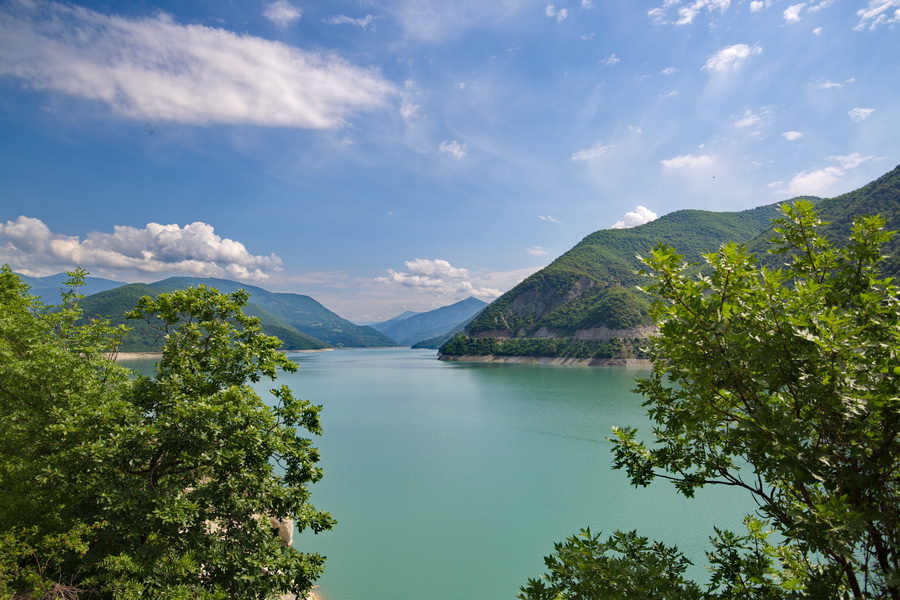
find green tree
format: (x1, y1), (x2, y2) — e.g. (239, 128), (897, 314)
(521, 202), (900, 599)
(0, 268), (333, 599)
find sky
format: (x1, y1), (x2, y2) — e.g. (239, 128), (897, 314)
(0, 0), (898, 322)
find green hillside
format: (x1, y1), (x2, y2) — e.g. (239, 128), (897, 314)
(78, 283), (328, 352)
(150, 277), (397, 348)
(444, 165), (900, 362)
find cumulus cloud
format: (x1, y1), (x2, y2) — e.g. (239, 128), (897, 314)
(439, 140), (467, 159)
(0, 1), (395, 129)
(783, 3), (805, 22)
(769, 153), (876, 196)
(648, 0), (732, 25)
(782, 131), (804, 141)
(263, 1), (302, 27)
(0, 217), (282, 282)
(571, 143), (611, 161)
(661, 154), (715, 169)
(612, 206), (658, 229)
(855, 0), (900, 29)
(539, 215), (561, 223)
(376, 259), (502, 300)
(703, 44), (763, 72)
(749, 1), (769, 12)
(323, 14), (378, 29)
(849, 107), (876, 122)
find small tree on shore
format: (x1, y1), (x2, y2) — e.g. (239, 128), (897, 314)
(521, 202), (900, 599)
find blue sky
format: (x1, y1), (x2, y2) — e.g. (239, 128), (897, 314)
(0, 0), (897, 322)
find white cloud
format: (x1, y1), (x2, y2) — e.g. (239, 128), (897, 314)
(0, 217), (282, 282)
(848, 107), (876, 122)
(263, 1), (302, 27)
(855, 0), (900, 30)
(661, 66), (679, 75)
(582, 0), (595, 8)
(703, 44), (763, 73)
(831, 152), (876, 169)
(0, 1), (396, 129)
(323, 14), (378, 29)
(376, 259), (502, 300)
(612, 206), (658, 229)
(527, 246), (549, 256)
(783, 3), (805, 22)
(571, 143), (611, 161)
(749, 1), (768, 12)
(603, 54), (621, 66)
(439, 140), (467, 159)
(770, 154), (876, 196)
(539, 215), (561, 223)
(545, 4), (569, 22)
(812, 26), (823, 34)
(661, 154), (715, 169)
(782, 131), (804, 141)
(649, 0), (732, 25)
(810, 77), (855, 89)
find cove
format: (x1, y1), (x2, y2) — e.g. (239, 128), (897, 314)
(268, 348), (753, 600)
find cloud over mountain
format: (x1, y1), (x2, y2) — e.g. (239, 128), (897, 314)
(377, 258), (502, 300)
(0, 217), (281, 282)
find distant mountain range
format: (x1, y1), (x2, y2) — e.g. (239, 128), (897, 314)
(440, 165), (900, 364)
(17, 273), (486, 352)
(370, 297), (487, 346)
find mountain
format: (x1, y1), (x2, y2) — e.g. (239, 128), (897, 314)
(77, 282), (329, 352)
(17, 273), (126, 303)
(440, 165), (900, 364)
(371, 297), (487, 346)
(149, 277), (396, 348)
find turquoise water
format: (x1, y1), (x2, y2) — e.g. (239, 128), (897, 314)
(265, 348), (753, 600)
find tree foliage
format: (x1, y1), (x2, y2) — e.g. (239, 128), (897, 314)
(521, 202), (900, 599)
(0, 268), (333, 599)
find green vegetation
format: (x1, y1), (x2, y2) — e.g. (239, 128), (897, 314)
(448, 166), (900, 362)
(440, 333), (643, 360)
(521, 202), (900, 599)
(0, 268), (333, 599)
(76, 276), (396, 351)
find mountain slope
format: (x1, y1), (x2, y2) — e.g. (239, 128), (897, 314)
(371, 297), (487, 346)
(78, 283), (328, 352)
(442, 166), (900, 363)
(148, 277), (396, 348)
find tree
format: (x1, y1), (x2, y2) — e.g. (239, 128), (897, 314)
(0, 268), (333, 599)
(520, 202), (900, 599)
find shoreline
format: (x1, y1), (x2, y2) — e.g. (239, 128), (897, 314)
(438, 354), (653, 368)
(111, 349), (332, 362)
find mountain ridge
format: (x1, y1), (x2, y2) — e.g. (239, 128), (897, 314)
(440, 165), (900, 363)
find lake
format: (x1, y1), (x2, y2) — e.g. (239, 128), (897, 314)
(258, 348), (752, 600)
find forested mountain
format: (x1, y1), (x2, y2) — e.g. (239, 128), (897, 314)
(371, 297), (487, 346)
(77, 283), (329, 352)
(441, 165), (900, 363)
(149, 277), (396, 348)
(71, 276), (396, 352)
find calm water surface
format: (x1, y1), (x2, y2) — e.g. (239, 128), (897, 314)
(260, 348), (753, 600)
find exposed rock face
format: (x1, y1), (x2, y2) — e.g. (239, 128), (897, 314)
(269, 516), (294, 547)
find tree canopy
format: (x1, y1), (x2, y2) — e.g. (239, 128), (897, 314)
(0, 268), (333, 599)
(521, 201), (900, 599)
